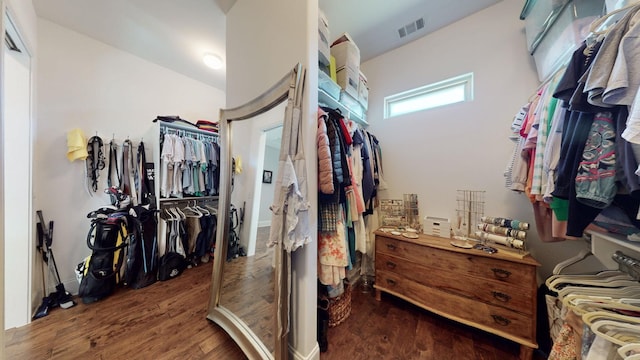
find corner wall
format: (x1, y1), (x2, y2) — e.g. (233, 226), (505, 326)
(2, 0), (38, 334)
(361, 0), (596, 280)
(227, 0), (319, 358)
(34, 19), (225, 298)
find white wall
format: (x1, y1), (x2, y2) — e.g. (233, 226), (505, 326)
(227, 0), (319, 358)
(34, 19), (225, 299)
(0, 0), (37, 332)
(3, 44), (32, 329)
(362, 0), (595, 280)
(258, 145), (279, 226)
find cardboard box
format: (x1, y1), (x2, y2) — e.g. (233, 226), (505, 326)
(331, 33), (360, 76)
(318, 10), (330, 66)
(358, 70), (369, 110)
(336, 65), (359, 99)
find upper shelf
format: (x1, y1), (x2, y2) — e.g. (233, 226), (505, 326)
(586, 230), (640, 269)
(318, 88), (368, 126)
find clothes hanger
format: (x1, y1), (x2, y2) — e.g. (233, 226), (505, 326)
(182, 205), (202, 217)
(583, 311), (640, 328)
(546, 270), (628, 289)
(618, 342), (640, 359)
(204, 204), (218, 214)
(589, 2), (640, 36)
(558, 285), (640, 301)
(175, 207), (186, 219)
(552, 248), (593, 275)
(591, 319), (640, 346)
(547, 274), (637, 292)
(196, 204), (210, 215)
(563, 294), (640, 315)
(182, 200), (202, 217)
(163, 208), (174, 220)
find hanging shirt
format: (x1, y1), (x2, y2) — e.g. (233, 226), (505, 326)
(172, 136), (185, 197)
(160, 134), (174, 198)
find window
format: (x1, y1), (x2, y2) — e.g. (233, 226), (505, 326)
(384, 72), (473, 118)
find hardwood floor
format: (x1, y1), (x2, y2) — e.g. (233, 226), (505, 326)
(5, 262), (247, 360)
(220, 226), (275, 353)
(321, 282), (546, 360)
(5, 237), (545, 360)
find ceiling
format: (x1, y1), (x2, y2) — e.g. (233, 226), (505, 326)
(32, 0), (501, 92)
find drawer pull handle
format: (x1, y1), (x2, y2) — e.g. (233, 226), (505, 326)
(386, 261), (397, 270)
(491, 268), (512, 279)
(492, 291), (511, 303)
(491, 314), (511, 326)
(386, 279), (397, 286)
(386, 243), (397, 251)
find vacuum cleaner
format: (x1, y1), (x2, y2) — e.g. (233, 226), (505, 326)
(33, 210), (76, 320)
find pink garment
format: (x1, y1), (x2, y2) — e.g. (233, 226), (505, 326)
(533, 201), (566, 242)
(317, 108), (334, 194)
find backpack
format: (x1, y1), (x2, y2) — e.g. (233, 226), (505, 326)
(78, 212), (129, 303)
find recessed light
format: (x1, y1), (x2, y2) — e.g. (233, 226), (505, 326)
(203, 53), (223, 69)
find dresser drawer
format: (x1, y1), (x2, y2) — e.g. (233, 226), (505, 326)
(375, 270), (536, 344)
(376, 236), (536, 287)
(376, 253), (534, 314)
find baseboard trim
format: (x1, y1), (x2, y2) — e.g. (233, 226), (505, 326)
(258, 221), (271, 228)
(290, 343), (320, 360)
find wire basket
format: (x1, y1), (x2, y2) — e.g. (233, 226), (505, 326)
(328, 282), (352, 327)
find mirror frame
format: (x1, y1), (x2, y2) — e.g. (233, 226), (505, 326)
(207, 64), (303, 360)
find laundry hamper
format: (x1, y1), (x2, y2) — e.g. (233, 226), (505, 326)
(328, 282), (351, 327)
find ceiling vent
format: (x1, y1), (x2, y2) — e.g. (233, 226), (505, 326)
(398, 17), (425, 39)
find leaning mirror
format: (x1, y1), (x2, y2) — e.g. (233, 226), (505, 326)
(207, 64), (304, 360)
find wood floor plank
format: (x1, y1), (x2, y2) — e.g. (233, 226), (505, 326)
(6, 238), (543, 360)
(321, 282), (542, 360)
(5, 262), (246, 360)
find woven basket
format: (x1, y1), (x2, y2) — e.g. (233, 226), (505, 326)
(328, 282), (352, 327)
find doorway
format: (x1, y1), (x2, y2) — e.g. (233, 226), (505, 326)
(3, 9), (34, 329)
(253, 125), (282, 255)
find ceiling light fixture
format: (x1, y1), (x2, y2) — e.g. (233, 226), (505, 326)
(203, 53), (223, 69)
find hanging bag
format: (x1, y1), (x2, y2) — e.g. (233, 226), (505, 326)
(158, 219), (186, 281)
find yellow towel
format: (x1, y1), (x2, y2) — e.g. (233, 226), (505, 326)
(67, 128), (88, 162)
(234, 155), (243, 174)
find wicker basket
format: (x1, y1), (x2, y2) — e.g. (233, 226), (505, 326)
(328, 282), (352, 327)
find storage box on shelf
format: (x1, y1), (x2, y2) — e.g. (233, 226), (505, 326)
(331, 33), (360, 98)
(318, 10), (330, 66)
(319, 69), (340, 101)
(358, 70), (369, 110)
(336, 66), (359, 99)
(331, 33), (360, 73)
(374, 231), (539, 360)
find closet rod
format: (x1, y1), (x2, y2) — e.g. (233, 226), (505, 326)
(159, 196), (219, 207)
(613, 251), (640, 281)
(160, 124), (219, 143)
(159, 122), (218, 136)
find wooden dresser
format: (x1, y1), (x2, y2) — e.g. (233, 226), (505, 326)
(374, 231), (540, 360)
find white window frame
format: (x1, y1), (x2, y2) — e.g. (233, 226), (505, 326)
(384, 72), (474, 119)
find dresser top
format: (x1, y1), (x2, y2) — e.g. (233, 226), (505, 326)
(375, 230), (541, 267)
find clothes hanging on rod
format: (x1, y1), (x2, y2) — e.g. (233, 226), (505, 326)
(159, 124), (220, 199)
(316, 106), (386, 286)
(505, 8), (640, 241)
(158, 202), (218, 268)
